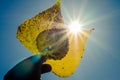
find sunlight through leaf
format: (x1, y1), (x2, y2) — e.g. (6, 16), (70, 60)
(16, 0), (94, 77)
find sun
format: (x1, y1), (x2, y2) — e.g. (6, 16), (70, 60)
(68, 20), (83, 35)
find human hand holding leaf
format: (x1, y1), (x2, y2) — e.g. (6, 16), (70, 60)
(17, 0), (93, 77)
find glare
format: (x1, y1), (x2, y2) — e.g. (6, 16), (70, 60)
(68, 21), (83, 34)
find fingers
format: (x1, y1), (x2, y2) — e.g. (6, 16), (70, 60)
(41, 64), (52, 74)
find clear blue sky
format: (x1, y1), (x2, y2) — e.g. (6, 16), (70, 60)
(0, 0), (120, 80)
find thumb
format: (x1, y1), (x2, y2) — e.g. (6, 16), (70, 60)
(41, 64), (52, 74)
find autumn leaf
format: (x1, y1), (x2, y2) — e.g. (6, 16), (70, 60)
(16, 0), (94, 77)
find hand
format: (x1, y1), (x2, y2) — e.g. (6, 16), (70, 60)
(4, 55), (51, 80)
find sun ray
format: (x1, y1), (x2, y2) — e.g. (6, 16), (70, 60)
(62, 5), (73, 23)
(77, 0), (88, 21)
(82, 10), (119, 27)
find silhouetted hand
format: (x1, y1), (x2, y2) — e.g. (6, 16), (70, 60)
(4, 55), (52, 80)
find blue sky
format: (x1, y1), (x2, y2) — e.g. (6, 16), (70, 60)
(0, 0), (120, 80)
